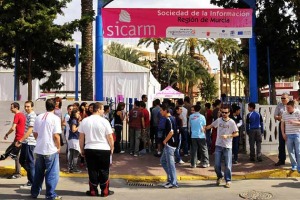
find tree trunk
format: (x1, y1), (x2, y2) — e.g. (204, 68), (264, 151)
(234, 61), (237, 98)
(229, 65), (232, 98)
(27, 50), (32, 101)
(225, 64), (228, 95)
(190, 45), (195, 58)
(271, 80), (277, 105)
(219, 58), (223, 95)
(15, 46), (21, 100)
(81, 0), (94, 101)
(239, 71), (241, 97)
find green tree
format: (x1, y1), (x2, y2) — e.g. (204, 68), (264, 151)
(199, 75), (218, 102)
(211, 0), (300, 102)
(202, 38), (240, 95)
(0, 0), (76, 100)
(173, 38), (204, 57)
(104, 42), (143, 65)
(137, 38), (174, 80)
(175, 54), (209, 97)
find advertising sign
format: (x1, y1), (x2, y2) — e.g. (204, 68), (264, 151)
(102, 8), (252, 38)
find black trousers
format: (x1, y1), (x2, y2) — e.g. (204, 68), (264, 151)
(85, 149), (111, 195)
(278, 122), (286, 162)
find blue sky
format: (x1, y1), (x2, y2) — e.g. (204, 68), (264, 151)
(56, 0), (220, 69)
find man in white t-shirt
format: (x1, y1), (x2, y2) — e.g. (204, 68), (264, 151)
(31, 99), (62, 200)
(79, 102), (115, 197)
(206, 106), (239, 188)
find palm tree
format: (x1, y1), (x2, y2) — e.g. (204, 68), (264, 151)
(172, 38), (209, 68)
(137, 38), (174, 80)
(175, 54), (209, 97)
(81, 0), (94, 100)
(105, 42), (143, 65)
(173, 38), (204, 57)
(202, 38), (240, 95)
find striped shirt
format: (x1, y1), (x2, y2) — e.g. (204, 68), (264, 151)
(282, 110), (300, 135)
(24, 111), (37, 145)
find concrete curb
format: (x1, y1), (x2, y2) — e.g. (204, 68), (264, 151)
(1, 166), (299, 182)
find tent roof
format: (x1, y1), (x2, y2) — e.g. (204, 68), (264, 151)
(103, 54), (149, 73)
(0, 54), (150, 74)
(154, 86), (184, 99)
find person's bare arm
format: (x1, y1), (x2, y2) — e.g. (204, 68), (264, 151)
(4, 124), (17, 140)
(281, 121), (287, 140)
(79, 133), (85, 157)
(163, 130), (174, 146)
(15, 126), (34, 147)
(53, 133), (61, 153)
(221, 131), (239, 139)
(106, 133), (114, 155)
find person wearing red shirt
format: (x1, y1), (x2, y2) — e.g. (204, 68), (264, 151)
(140, 101), (151, 154)
(128, 101), (144, 156)
(3, 102), (26, 179)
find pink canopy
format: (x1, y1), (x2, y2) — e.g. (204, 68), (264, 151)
(154, 86), (184, 99)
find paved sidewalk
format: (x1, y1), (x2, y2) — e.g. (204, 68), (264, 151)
(1, 141), (299, 181)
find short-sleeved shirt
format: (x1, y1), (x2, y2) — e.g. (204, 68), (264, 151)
(180, 107), (188, 127)
(274, 103), (286, 119)
(189, 112), (206, 139)
(64, 113), (70, 139)
(54, 108), (62, 119)
(78, 115), (113, 150)
(68, 119), (79, 140)
(14, 112), (26, 141)
(165, 116), (178, 148)
(33, 112), (62, 155)
(141, 108), (150, 128)
(151, 106), (160, 127)
(282, 110), (300, 134)
(128, 108), (144, 129)
(24, 111), (37, 145)
(211, 118), (238, 148)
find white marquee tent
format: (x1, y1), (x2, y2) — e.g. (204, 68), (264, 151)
(0, 54), (161, 102)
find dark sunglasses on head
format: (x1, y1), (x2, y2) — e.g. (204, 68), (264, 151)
(281, 97), (286, 99)
(222, 112), (229, 114)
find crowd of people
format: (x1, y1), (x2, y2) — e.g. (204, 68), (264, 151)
(0, 92), (300, 198)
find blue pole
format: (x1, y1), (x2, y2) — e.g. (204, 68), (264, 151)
(95, 0), (104, 101)
(249, 16), (258, 103)
(75, 44), (79, 101)
(243, 0), (258, 103)
(267, 46), (272, 105)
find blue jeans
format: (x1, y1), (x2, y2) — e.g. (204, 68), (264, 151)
(214, 146), (232, 182)
(160, 145), (178, 186)
(181, 127), (189, 155)
(31, 153), (60, 199)
(286, 134), (300, 172)
(19, 144), (35, 184)
(175, 134), (182, 163)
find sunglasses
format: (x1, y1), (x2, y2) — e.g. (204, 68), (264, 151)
(281, 97), (286, 100)
(222, 112), (229, 114)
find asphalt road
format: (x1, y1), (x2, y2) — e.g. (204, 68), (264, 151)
(0, 177), (299, 200)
